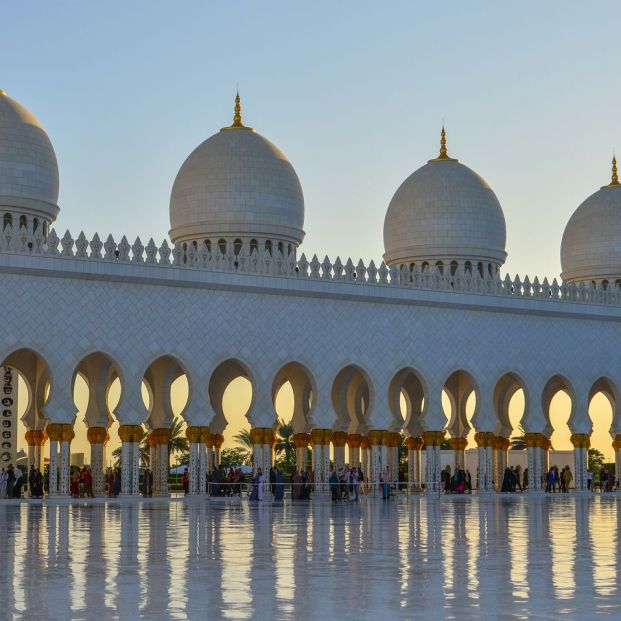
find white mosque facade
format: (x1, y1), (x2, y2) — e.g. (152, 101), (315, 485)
(2, 89), (621, 498)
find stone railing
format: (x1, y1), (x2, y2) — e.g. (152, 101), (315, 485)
(1, 225), (620, 307)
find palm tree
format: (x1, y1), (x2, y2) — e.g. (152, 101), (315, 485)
(233, 428), (253, 465)
(111, 442), (150, 468)
(167, 416), (189, 468)
(510, 424), (526, 450)
(275, 418), (294, 465)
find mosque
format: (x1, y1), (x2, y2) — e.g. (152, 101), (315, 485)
(1, 88), (621, 498)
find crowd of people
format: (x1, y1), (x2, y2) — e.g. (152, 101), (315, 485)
(441, 465), (473, 493)
(0, 465), (24, 498)
(3, 459), (621, 499)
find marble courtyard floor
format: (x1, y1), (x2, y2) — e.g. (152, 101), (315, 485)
(1, 494), (619, 620)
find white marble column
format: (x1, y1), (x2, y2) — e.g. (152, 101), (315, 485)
(369, 431), (383, 494)
(155, 442), (169, 496)
(262, 441), (273, 496)
(130, 441), (140, 495)
(198, 440), (207, 495)
(333, 445), (346, 468)
(571, 434), (589, 492)
(614, 437), (621, 489)
(59, 440), (70, 495)
(252, 443), (261, 475)
(475, 432), (494, 492)
(121, 441), (132, 495)
(406, 437), (423, 491)
(312, 443), (322, 491)
(188, 442), (199, 494)
(91, 442), (105, 495)
(321, 442), (331, 492)
(48, 439), (58, 496)
(360, 440), (370, 485)
(87, 427), (108, 497)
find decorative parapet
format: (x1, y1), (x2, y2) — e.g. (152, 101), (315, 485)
(2, 224), (621, 307)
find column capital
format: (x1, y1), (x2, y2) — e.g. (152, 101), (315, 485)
(87, 426), (109, 445)
(213, 432), (225, 448)
(346, 433), (362, 449)
(449, 436), (468, 451)
(119, 424), (144, 443)
(613, 435), (621, 450)
(359, 435), (370, 450)
(332, 431), (348, 447)
(45, 423), (63, 442)
(185, 426), (202, 443)
(405, 436), (423, 450)
(368, 429), (385, 446)
(199, 426), (211, 444)
(61, 424), (75, 443)
(310, 428), (331, 445)
(293, 432), (310, 448)
(474, 431), (495, 447)
(25, 429), (47, 446)
(152, 427), (171, 445)
(422, 430), (445, 446)
(570, 433), (591, 449)
(251, 427), (274, 445)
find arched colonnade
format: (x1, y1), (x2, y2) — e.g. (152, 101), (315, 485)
(4, 346), (621, 497)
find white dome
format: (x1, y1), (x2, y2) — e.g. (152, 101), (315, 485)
(561, 163), (621, 284)
(169, 96), (304, 249)
(0, 90), (59, 223)
(383, 131), (506, 269)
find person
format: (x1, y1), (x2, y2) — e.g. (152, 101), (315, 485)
(255, 467), (264, 501)
(32, 468), (43, 498)
(501, 467), (513, 493)
(546, 467), (555, 493)
(182, 468), (189, 495)
(269, 466), (276, 497)
(0, 467), (7, 498)
(28, 466), (36, 498)
(291, 470), (301, 500)
(351, 466), (360, 501)
(112, 468), (121, 497)
(441, 466), (451, 493)
(329, 471), (339, 501)
(6, 465), (15, 498)
(82, 468), (94, 498)
(13, 466), (22, 498)
(465, 469), (472, 494)
(599, 466), (608, 492)
(514, 466), (523, 492)
(382, 467), (391, 500)
(274, 468), (285, 501)
(523, 467), (528, 491)
(562, 466), (573, 492)
(142, 467), (151, 497)
(70, 467), (80, 497)
(553, 466), (560, 492)
(586, 468), (593, 491)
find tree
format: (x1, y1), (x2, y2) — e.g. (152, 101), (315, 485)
(510, 425), (526, 450)
(233, 428), (253, 465)
(219, 448), (247, 468)
(275, 419), (294, 461)
(167, 416), (189, 468)
(588, 448), (605, 471)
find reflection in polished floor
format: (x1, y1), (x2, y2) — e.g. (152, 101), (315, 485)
(0, 495), (619, 620)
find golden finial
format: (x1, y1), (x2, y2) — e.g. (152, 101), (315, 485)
(221, 90), (254, 132)
(602, 153), (620, 188)
(0, 90), (5, 96)
(611, 154), (619, 185)
(233, 90), (242, 126)
(439, 126), (448, 159)
(428, 125), (457, 163)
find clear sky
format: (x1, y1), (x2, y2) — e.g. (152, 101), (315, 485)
(4, 2), (619, 460)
